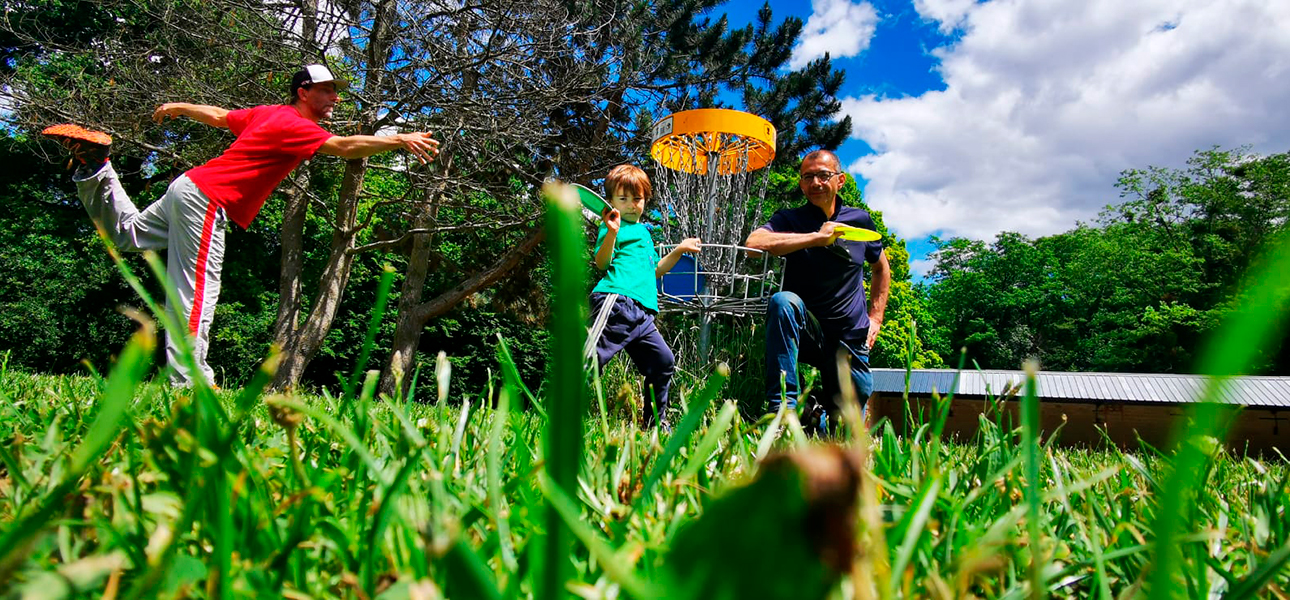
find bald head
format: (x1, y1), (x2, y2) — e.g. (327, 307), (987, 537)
(802, 149), (841, 172)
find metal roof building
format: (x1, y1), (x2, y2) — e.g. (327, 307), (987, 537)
(871, 368), (1290, 408)
(866, 369), (1289, 453)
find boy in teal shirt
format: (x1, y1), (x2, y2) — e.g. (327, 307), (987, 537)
(590, 165), (700, 428)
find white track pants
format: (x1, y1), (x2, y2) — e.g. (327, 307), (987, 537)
(74, 162), (226, 386)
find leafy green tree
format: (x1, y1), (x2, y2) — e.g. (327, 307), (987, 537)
(741, 5), (851, 161)
(925, 232), (1060, 370)
(0, 133), (139, 371)
(925, 147), (1289, 375)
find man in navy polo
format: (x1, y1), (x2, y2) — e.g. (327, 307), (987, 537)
(745, 149), (891, 431)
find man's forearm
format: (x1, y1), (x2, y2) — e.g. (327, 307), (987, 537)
(868, 253), (891, 324)
(744, 229), (828, 256)
(328, 135), (405, 159)
(173, 103), (229, 128)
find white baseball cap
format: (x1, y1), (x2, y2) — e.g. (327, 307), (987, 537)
(291, 64), (349, 94)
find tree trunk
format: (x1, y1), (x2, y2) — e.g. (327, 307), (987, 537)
(379, 225), (547, 398)
(272, 0), (320, 351)
(380, 205), (439, 396)
(299, 0), (318, 53)
(269, 0), (397, 390)
(272, 167), (310, 348)
(271, 158), (366, 389)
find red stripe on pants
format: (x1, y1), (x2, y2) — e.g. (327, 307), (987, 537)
(188, 203), (219, 335)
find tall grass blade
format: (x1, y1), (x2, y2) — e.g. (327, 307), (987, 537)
(496, 333), (540, 410)
(0, 319), (154, 582)
(537, 182), (589, 600)
(443, 538), (505, 600)
(1223, 540), (1290, 599)
(1021, 360), (1045, 600)
(678, 400), (739, 481)
(538, 474), (655, 599)
(488, 385), (518, 572)
(888, 474), (943, 599)
(345, 265), (396, 401)
(139, 253), (220, 398)
(1148, 231), (1290, 599)
(362, 456), (418, 595)
(756, 398), (790, 461)
(636, 363), (729, 504)
(271, 399), (384, 481)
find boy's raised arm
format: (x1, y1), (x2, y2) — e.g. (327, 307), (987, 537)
(594, 208), (621, 270)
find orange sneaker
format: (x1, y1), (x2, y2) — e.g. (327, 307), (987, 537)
(41, 124), (112, 169)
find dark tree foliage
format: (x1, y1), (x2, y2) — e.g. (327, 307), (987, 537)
(0, 0), (125, 73)
(0, 133), (137, 371)
(743, 6), (852, 162)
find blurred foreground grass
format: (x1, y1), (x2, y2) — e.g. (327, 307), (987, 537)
(0, 365), (1286, 599)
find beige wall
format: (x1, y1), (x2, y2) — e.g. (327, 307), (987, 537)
(867, 393), (1286, 456)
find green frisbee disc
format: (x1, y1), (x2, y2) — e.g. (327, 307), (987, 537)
(572, 183), (610, 215)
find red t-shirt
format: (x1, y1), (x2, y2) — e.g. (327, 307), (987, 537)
(186, 104), (334, 228)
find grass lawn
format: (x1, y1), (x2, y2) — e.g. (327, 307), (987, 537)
(1, 363), (1286, 599)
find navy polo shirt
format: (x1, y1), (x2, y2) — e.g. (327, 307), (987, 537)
(760, 202), (884, 344)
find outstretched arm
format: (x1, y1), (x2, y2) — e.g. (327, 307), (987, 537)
(865, 250), (891, 349)
(318, 132), (440, 164)
(152, 103), (230, 128)
(744, 223), (841, 256)
(656, 237), (701, 278)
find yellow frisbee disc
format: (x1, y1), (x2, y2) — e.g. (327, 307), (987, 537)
(833, 224), (881, 242)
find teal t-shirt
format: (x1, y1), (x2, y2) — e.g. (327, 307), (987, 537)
(592, 221), (660, 312)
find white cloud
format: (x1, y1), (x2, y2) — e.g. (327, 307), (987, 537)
(790, 0), (881, 70)
(909, 258), (936, 279)
(843, 0), (1290, 240)
(912, 0), (974, 34)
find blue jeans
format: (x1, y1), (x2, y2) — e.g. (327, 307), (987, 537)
(765, 292), (872, 430)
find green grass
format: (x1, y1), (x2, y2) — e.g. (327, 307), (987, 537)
(1, 367), (1287, 599)
(0, 186), (1288, 599)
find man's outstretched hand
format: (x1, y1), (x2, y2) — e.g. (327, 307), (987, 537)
(397, 132), (440, 164)
(152, 103), (183, 123)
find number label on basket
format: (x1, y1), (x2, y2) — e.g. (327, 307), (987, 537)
(651, 117), (674, 142)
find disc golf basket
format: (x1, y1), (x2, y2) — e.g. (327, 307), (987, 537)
(649, 108), (782, 361)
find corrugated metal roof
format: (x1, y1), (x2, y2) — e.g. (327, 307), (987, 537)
(871, 369), (1290, 408)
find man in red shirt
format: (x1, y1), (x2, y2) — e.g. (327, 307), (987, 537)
(45, 64), (439, 386)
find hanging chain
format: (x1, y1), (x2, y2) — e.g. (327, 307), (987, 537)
(652, 131), (778, 316)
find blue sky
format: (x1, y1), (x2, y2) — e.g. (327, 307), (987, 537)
(717, 0), (1290, 278)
